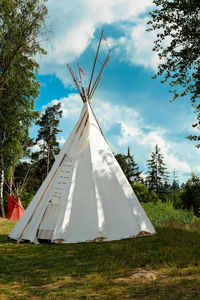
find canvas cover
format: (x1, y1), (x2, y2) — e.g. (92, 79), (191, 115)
(9, 102), (155, 243)
(6, 195), (24, 221)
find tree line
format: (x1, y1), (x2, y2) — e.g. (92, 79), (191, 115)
(1, 102), (200, 218)
(115, 145), (200, 217)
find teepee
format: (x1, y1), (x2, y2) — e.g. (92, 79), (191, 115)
(9, 31), (155, 244)
(6, 195), (24, 221)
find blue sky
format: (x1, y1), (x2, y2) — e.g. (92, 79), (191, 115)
(33, 0), (200, 183)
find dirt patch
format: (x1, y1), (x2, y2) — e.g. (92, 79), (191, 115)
(62, 252), (75, 257)
(38, 276), (72, 290)
(116, 269), (166, 283)
(0, 218), (7, 223)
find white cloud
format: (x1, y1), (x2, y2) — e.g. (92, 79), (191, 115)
(39, 0), (154, 84)
(110, 18), (160, 71)
(44, 93), (81, 119)
(32, 140), (45, 152)
(125, 21), (160, 70)
(93, 98), (142, 132)
(165, 153), (191, 174)
(58, 136), (66, 146)
(116, 118), (192, 175)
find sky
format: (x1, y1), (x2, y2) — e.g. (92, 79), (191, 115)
(33, 0), (200, 184)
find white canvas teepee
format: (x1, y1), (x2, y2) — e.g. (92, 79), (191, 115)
(9, 31), (155, 244)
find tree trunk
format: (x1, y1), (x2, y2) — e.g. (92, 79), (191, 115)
(9, 167), (14, 196)
(0, 158), (5, 218)
(0, 125), (6, 217)
(47, 140), (50, 175)
(47, 129), (51, 176)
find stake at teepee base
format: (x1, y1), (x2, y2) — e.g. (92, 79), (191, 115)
(9, 31), (155, 244)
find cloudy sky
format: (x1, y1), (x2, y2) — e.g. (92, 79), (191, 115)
(33, 0), (200, 183)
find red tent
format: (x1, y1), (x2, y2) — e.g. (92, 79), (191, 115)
(6, 195), (24, 221)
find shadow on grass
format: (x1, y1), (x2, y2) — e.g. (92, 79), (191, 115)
(0, 226), (200, 298)
(122, 275), (200, 299)
(0, 234), (10, 243)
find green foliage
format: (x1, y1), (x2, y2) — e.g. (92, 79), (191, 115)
(20, 189), (35, 209)
(33, 102), (62, 178)
(0, 0), (47, 172)
(132, 182), (160, 203)
(5, 102), (63, 209)
(187, 111), (200, 148)
(115, 147), (142, 184)
(179, 173), (200, 216)
(148, 0), (200, 104)
(115, 153), (127, 171)
(142, 200), (198, 226)
(10, 161), (37, 208)
(148, 0), (200, 148)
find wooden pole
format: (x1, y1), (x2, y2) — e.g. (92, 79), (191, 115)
(66, 64), (84, 101)
(89, 51), (110, 100)
(87, 30), (103, 97)
(10, 197), (24, 210)
(78, 63), (87, 102)
(18, 169), (30, 197)
(78, 63), (83, 91)
(17, 154), (66, 244)
(89, 103), (107, 143)
(75, 73), (86, 102)
(0, 168), (5, 218)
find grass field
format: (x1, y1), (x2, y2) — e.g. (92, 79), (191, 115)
(0, 216), (200, 299)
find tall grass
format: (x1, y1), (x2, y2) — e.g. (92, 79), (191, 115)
(142, 200), (199, 226)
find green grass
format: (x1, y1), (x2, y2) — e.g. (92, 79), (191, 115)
(0, 217), (200, 299)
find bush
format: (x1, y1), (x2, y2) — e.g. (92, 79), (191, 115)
(132, 182), (160, 203)
(179, 173), (200, 216)
(20, 190), (35, 209)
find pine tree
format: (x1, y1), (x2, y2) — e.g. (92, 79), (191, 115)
(115, 153), (128, 176)
(33, 103), (62, 179)
(115, 147), (142, 184)
(146, 145), (168, 197)
(126, 147), (142, 183)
